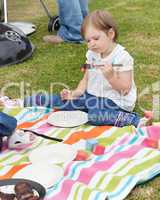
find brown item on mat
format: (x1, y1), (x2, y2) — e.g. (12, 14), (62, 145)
(15, 182), (39, 200)
(0, 191), (15, 200)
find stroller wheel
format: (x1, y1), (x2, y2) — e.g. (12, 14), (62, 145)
(48, 15), (60, 32)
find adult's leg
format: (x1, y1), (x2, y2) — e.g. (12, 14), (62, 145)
(79, 0), (88, 18)
(57, 0), (84, 42)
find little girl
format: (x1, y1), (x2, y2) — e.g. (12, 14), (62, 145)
(24, 10), (150, 127)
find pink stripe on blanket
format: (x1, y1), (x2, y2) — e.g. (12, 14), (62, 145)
(118, 135), (130, 145)
(65, 135), (131, 176)
(105, 134), (130, 153)
(147, 126), (160, 140)
(46, 180), (75, 200)
(53, 145), (143, 199)
(35, 123), (53, 134)
(77, 145), (143, 184)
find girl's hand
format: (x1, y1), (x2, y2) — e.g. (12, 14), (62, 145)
(100, 64), (114, 79)
(60, 89), (73, 100)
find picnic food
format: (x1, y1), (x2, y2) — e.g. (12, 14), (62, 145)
(0, 191), (15, 200)
(15, 182), (39, 200)
(0, 182), (40, 200)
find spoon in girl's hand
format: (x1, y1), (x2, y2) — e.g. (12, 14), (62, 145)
(81, 63), (123, 71)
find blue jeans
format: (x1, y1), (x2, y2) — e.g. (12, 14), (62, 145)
(0, 112), (17, 137)
(24, 92), (140, 127)
(57, 0), (88, 42)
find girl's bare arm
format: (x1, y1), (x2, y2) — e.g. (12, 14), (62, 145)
(101, 64), (132, 95)
(60, 71), (88, 100)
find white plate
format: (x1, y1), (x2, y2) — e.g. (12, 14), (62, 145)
(9, 22), (36, 35)
(13, 163), (63, 189)
(29, 143), (77, 164)
(47, 110), (88, 127)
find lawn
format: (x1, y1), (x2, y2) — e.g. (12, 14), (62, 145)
(0, 0), (160, 199)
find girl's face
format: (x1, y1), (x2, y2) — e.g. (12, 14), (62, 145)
(84, 25), (115, 57)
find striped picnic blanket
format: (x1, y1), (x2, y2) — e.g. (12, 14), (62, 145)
(1, 107), (160, 200)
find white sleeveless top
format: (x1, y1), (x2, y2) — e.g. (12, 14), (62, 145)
(86, 44), (137, 112)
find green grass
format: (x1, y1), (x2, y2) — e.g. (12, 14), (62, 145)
(1, 0), (160, 199)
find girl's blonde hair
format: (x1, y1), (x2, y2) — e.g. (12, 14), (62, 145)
(81, 10), (118, 41)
